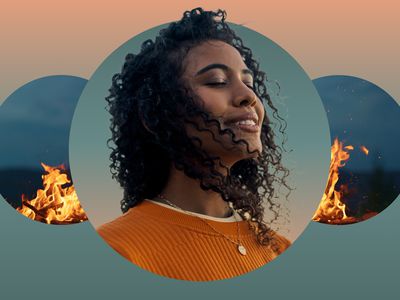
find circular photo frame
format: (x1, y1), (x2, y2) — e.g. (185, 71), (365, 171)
(70, 9), (330, 281)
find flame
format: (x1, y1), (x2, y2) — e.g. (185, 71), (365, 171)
(313, 139), (372, 224)
(17, 163), (87, 224)
(360, 145), (369, 155)
(312, 138), (353, 224)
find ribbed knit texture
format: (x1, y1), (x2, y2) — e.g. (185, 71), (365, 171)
(97, 200), (291, 281)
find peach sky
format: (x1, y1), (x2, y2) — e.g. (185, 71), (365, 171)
(1, 0), (399, 104)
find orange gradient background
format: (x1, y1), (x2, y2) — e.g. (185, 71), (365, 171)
(1, 0), (399, 105)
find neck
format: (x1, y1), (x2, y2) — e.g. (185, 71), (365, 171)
(155, 165), (231, 218)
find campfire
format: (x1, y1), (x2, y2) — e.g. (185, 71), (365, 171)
(17, 163), (88, 224)
(313, 138), (371, 224)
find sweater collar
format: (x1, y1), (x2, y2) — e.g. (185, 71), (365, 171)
(128, 199), (254, 236)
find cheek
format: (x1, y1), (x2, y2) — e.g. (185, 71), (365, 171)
(203, 103), (226, 118)
(256, 102), (266, 122)
(196, 91), (227, 117)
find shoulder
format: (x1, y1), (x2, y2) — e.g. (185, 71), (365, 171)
(97, 208), (141, 236)
(269, 230), (291, 254)
(96, 204), (189, 261)
(96, 208), (147, 260)
(247, 221), (291, 254)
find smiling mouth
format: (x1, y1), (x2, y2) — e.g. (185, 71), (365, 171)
(229, 123), (260, 133)
(224, 119), (260, 133)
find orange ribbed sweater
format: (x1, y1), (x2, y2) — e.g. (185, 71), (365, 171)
(97, 200), (291, 281)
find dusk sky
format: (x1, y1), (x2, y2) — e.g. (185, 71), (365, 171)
(313, 75), (400, 172)
(0, 76), (87, 170)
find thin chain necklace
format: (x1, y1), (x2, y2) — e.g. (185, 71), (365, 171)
(155, 194), (247, 256)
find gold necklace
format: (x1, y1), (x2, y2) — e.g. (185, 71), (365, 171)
(155, 194), (247, 256)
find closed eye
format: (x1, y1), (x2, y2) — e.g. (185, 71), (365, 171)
(205, 81), (227, 87)
(244, 82), (254, 90)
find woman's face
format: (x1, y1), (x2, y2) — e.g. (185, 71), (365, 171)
(182, 40), (265, 167)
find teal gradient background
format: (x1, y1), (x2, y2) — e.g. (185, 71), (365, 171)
(0, 1), (398, 298)
(1, 8), (399, 300)
(1, 192), (399, 298)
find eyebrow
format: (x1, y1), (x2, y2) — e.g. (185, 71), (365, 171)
(195, 63), (254, 77)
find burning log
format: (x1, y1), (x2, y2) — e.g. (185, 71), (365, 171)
(17, 163), (88, 224)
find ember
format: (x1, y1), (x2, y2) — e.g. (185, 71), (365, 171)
(360, 145), (369, 155)
(17, 163), (87, 224)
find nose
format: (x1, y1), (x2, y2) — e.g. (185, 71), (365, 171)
(232, 81), (257, 108)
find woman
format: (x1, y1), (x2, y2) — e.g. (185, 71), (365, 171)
(98, 8), (291, 281)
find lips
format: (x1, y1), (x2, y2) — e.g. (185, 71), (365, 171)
(224, 112), (260, 133)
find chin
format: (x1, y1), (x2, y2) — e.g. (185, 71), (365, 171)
(225, 144), (262, 164)
(202, 137), (263, 166)
(240, 141), (262, 156)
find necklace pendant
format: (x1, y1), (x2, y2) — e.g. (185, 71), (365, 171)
(238, 244), (247, 256)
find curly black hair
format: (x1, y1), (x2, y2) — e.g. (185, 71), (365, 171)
(106, 8), (290, 246)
